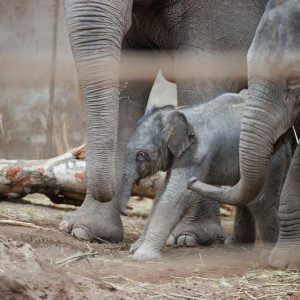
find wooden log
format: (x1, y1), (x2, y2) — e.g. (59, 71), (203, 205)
(133, 172), (165, 199)
(0, 145), (86, 205)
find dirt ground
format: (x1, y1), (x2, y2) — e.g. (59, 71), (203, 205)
(0, 195), (300, 300)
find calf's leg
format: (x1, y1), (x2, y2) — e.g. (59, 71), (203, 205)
(168, 198), (225, 247)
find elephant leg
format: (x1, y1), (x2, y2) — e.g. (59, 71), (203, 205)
(253, 196), (280, 247)
(129, 195), (160, 254)
(255, 206), (279, 254)
(60, 75), (155, 242)
(131, 168), (205, 261)
(167, 198), (225, 247)
(130, 172), (170, 254)
(165, 49), (231, 248)
(268, 144), (300, 270)
(226, 206), (256, 247)
(255, 141), (292, 246)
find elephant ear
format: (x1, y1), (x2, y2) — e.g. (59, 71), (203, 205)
(165, 110), (195, 159)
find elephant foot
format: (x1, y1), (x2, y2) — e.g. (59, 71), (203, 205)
(129, 235), (145, 254)
(59, 195), (123, 243)
(268, 244), (300, 270)
(131, 244), (161, 261)
(167, 220), (226, 247)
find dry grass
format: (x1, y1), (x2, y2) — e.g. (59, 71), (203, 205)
(55, 249), (100, 267)
(101, 269), (300, 299)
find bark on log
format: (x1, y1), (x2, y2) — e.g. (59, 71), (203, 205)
(0, 145), (86, 205)
(0, 145), (165, 205)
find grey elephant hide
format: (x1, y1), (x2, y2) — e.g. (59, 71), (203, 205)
(119, 92), (292, 261)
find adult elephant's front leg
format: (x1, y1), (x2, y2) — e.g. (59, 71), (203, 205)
(59, 0), (134, 241)
(268, 144), (300, 269)
(60, 77), (154, 242)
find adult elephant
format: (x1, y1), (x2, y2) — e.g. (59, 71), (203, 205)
(189, 0), (300, 269)
(60, 0), (268, 242)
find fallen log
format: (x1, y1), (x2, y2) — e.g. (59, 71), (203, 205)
(0, 144), (165, 205)
(0, 145), (86, 205)
(0, 146), (233, 217)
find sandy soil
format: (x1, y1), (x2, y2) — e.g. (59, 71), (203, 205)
(0, 195), (299, 300)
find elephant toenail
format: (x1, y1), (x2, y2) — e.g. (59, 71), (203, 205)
(166, 234), (175, 246)
(211, 239), (224, 245)
(59, 220), (69, 232)
(72, 227), (91, 241)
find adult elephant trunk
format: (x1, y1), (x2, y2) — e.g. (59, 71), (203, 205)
(189, 80), (289, 205)
(189, 0), (300, 206)
(65, 0), (132, 202)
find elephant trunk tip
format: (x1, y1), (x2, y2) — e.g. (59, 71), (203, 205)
(187, 177), (244, 206)
(187, 177), (222, 200)
(120, 203), (133, 216)
(117, 180), (135, 216)
(187, 177), (198, 187)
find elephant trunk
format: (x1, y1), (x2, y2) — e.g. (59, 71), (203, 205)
(116, 166), (138, 215)
(189, 80), (286, 206)
(65, 0), (132, 202)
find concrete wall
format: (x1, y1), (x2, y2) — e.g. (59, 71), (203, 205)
(0, 0), (84, 159)
(0, 0), (176, 160)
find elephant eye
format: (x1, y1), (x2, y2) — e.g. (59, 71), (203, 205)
(136, 151), (148, 161)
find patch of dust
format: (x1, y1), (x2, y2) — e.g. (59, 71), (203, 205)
(0, 195), (299, 299)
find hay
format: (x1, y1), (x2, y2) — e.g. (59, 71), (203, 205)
(101, 269), (300, 299)
(0, 219), (58, 232)
(55, 249), (99, 267)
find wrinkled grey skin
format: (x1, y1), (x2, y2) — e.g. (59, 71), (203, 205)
(60, 0), (268, 243)
(118, 93), (292, 261)
(188, 0), (300, 269)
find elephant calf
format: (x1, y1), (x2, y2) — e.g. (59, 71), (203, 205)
(117, 92), (292, 261)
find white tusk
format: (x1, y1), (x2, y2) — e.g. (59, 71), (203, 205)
(292, 125), (299, 144)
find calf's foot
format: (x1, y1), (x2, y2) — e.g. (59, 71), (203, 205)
(59, 194), (123, 242)
(131, 243), (161, 261)
(167, 220), (225, 247)
(129, 236), (145, 254)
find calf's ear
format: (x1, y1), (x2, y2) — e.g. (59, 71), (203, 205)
(165, 111), (195, 159)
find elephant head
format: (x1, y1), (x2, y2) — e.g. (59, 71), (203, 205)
(188, 0), (300, 205)
(116, 106), (195, 214)
(65, 0), (134, 202)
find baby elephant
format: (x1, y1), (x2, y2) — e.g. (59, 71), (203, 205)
(117, 92), (292, 261)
